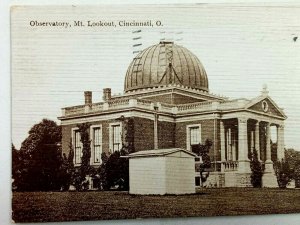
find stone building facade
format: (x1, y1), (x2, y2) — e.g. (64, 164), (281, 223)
(58, 41), (286, 188)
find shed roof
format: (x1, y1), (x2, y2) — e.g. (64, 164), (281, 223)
(126, 148), (197, 158)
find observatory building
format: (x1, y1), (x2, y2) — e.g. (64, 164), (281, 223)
(59, 41), (286, 188)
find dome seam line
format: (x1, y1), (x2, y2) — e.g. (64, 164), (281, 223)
(141, 46), (154, 88)
(149, 44), (159, 86)
(179, 46), (191, 87)
(174, 45), (183, 85)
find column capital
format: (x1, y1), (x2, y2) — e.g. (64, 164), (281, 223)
(238, 117), (248, 123)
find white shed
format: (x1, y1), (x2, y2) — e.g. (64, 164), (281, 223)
(127, 148), (196, 195)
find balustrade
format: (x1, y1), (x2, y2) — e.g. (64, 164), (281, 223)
(64, 98), (246, 116)
(64, 105), (85, 116)
(222, 161), (239, 172)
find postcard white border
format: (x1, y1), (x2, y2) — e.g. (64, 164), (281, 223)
(2, 0), (300, 225)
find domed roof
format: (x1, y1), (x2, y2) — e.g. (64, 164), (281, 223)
(124, 41), (209, 93)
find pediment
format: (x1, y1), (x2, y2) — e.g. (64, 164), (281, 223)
(246, 96), (286, 118)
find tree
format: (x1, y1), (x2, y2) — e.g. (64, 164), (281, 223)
(271, 141), (278, 162)
(274, 159), (294, 188)
(68, 123), (94, 191)
(294, 162), (300, 188)
(13, 119), (62, 191)
(250, 149), (263, 188)
(78, 123), (92, 176)
(192, 139), (212, 186)
(58, 141), (75, 191)
(122, 117), (135, 154)
(12, 144), (21, 190)
(98, 152), (110, 190)
(100, 149), (129, 190)
(96, 117), (132, 191)
(20, 119), (61, 158)
(285, 148), (300, 170)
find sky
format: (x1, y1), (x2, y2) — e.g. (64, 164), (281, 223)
(11, 4), (300, 150)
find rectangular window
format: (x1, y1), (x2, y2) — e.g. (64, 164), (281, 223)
(195, 176), (201, 187)
(93, 127), (101, 163)
(190, 126), (200, 146)
(74, 130), (82, 164)
(112, 124), (121, 152)
(186, 124), (201, 151)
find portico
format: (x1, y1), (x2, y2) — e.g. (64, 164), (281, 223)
(219, 112), (285, 187)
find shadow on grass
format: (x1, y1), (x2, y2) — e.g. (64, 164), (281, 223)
(113, 191), (210, 197)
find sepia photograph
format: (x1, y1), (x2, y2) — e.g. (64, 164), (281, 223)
(10, 3), (300, 223)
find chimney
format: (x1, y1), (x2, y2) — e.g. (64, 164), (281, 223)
(103, 88), (111, 101)
(84, 91), (92, 105)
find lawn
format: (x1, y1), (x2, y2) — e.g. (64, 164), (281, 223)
(12, 188), (300, 223)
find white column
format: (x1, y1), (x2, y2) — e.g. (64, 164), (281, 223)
(250, 131), (254, 152)
(262, 122), (278, 187)
(220, 121), (225, 172)
(277, 125), (285, 160)
(255, 121), (261, 160)
(231, 139), (237, 161)
(265, 123), (272, 165)
(227, 128), (231, 160)
(238, 117), (250, 173)
(232, 131), (236, 161)
(154, 113), (158, 149)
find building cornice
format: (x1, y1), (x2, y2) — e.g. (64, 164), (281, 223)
(59, 94), (286, 125)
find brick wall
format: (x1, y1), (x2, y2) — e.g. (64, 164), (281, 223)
(142, 94), (173, 104)
(172, 93), (204, 104)
(61, 117), (156, 157)
(133, 118), (176, 151)
(61, 124), (72, 157)
(158, 121), (176, 149)
(61, 116), (221, 161)
(141, 93), (202, 104)
(61, 120), (112, 157)
(132, 117), (154, 151)
(175, 119), (221, 160)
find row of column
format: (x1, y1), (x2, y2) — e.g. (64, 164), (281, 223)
(220, 118), (285, 173)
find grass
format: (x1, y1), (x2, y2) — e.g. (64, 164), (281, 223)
(12, 188), (300, 222)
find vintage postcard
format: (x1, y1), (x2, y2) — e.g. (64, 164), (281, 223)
(11, 3), (300, 223)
